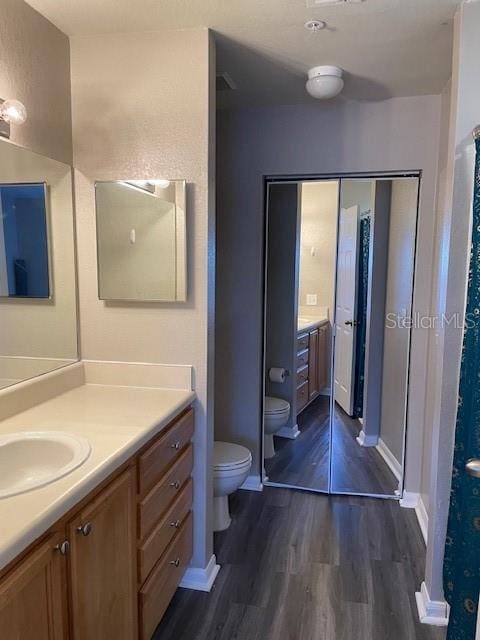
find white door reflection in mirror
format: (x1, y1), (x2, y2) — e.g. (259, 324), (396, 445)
(334, 205), (359, 416)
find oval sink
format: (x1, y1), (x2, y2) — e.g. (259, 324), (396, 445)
(0, 432), (91, 499)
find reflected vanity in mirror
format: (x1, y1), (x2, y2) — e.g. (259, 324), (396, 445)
(95, 179), (186, 302)
(263, 174), (419, 499)
(0, 139), (79, 389)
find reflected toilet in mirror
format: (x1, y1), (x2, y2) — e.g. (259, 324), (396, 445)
(263, 175), (419, 499)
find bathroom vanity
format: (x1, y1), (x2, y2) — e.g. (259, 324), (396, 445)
(296, 319), (328, 414)
(0, 373), (195, 640)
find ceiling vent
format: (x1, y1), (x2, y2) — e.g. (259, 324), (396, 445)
(216, 72), (237, 92)
(306, 0), (365, 6)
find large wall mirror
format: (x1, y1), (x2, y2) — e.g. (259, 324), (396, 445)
(95, 179), (186, 302)
(263, 174), (419, 499)
(0, 139), (78, 389)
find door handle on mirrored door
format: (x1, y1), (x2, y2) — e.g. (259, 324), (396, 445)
(465, 459), (480, 478)
(344, 320), (358, 327)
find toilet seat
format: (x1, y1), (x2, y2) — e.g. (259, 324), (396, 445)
(214, 441), (252, 471)
(264, 396), (290, 416)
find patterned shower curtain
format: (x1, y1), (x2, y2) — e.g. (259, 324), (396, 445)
(353, 214), (370, 419)
(443, 135), (480, 639)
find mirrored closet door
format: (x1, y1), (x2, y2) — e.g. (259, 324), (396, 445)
(262, 174), (419, 498)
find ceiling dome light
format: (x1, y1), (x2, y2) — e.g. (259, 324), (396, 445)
(306, 66), (344, 100)
(0, 99), (27, 125)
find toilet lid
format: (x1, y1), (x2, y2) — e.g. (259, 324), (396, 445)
(214, 441), (252, 469)
(265, 396), (290, 415)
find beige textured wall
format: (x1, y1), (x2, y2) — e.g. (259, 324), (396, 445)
(70, 28), (215, 570)
(298, 181), (338, 315)
(0, 0), (72, 164)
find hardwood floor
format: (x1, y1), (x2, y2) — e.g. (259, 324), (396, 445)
(153, 487), (446, 640)
(265, 394), (330, 491)
(265, 395), (398, 496)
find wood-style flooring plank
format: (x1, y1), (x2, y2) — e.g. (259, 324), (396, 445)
(152, 488), (446, 640)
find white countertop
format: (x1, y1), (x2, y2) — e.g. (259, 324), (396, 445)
(297, 316), (329, 332)
(0, 383), (195, 571)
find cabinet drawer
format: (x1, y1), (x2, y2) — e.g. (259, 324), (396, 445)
(139, 512), (193, 640)
(297, 349), (309, 369)
(296, 365), (309, 387)
(297, 381), (309, 412)
(297, 333), (309, 352)
(138, 408), (194, 496)
(138, 444), (193, 541)
(139, 479), (193, 584)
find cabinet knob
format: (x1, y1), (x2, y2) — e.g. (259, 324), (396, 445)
(76, 522), (93, 536)
(170, 520), (181, 529)
(169, 558), (180, 567)
(171, 441), (181, 450)
(54, 540), (70, 556)
(170, 480), (180, 489)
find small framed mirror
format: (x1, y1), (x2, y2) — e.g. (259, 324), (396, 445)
(0, 182), (50, 298)
(95, 179), (186, 302)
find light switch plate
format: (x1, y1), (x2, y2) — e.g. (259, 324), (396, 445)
(306, 294), (318, 306)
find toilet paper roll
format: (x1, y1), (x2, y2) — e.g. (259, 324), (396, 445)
(269, 368), (287, 383)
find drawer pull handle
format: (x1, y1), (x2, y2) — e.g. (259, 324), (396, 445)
(170, 520), (181, 528)
(54, 540), (70, 556)
(170, 558), (180, 567)
(170, 480), (180, 489)
(76, 523), (93, 537)
(171, 441), (181, 450)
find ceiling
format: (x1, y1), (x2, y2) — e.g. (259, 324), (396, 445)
(27, 0), (460, 108)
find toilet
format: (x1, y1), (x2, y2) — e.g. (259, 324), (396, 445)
(213, 441), (252, 531)
(264, 396), (291, 459)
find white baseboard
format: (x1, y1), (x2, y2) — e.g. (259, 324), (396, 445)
(399, 492), (428, 544)
(415, 496), (428, 545)
(276, 424), (300, 439)
(415, 582), (449, 626)
(356, 429), (379, 447)
(179, 554), (220, 592)
(399, 491), (420, 509)
(376, 437), (402, 481)
(240, 474), (264, 492)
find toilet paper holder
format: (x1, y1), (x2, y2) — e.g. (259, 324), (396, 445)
(268, 367), (290, 383)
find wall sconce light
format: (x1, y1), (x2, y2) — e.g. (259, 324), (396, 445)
(0, 98), (28, 139)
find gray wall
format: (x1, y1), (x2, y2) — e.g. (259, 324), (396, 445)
(0, 0), (72, 164)
(216, 96), (442, 478)
(380, 179), (419, 464)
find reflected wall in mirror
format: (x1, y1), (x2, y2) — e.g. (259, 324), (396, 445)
(264, 180), (339, 492)
(0, 183), (50, 298)
(0, 139), (79, 389)
(263, 174), (419, 499)
(95, 179), (186, 302)
(332, 177), (419, 496)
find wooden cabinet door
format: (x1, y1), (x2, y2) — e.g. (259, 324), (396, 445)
(0, 532), (67, 640)
(67, 468), (137, 640)
(317, 325), (328, 392)
(308, 329), (319, 399)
